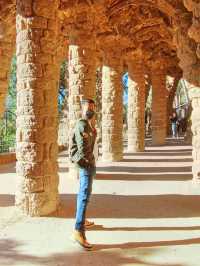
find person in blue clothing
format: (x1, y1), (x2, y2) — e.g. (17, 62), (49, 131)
(170, 112), (178, 138)
(70, 98), (97, 250)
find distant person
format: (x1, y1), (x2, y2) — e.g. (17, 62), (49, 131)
(145, 109), (151, 135)
(170, 112), (178, 138)
(181, 117), (188, 134)
(177, 117), (182, 137)
(70, 98), (97, 250)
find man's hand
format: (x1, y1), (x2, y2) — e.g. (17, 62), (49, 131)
(77, 158), (91, 169)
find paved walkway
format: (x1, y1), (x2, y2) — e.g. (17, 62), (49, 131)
(1, 138), (200, 266)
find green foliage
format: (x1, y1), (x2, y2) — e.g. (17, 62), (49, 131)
(0, 114), (16, 153)
(58, 60), (68, 113)
(6, 56), (17, 113)
(0, 56), (16, 152)
(146, 87), (152, 111)
(176, 79), (189, 106)
(59, 60), (68, 89)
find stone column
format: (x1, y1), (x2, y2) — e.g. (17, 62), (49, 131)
(68, 32), (96, 138)
(188, 87), (200, 182)
(151, 71), (167, 145)
(96, 67), (102, 145)
(127, 63), (146, 152)
(102, 51), (123, 161)
(15, 0), (59, 216)
(166, 76), (180, 134)
(68, 31), (96, 177)
(58, 97), (69, 151)
(184, 102), (192, 145)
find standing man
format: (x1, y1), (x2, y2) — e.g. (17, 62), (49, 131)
(170, 111), (178, 138)
(70, 98), (97, 250)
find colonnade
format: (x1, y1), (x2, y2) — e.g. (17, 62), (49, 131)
(1, 0), (199, 217)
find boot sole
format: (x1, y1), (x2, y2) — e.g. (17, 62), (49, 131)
(70, 235), (93, 250)
(84, 224), (95, 229)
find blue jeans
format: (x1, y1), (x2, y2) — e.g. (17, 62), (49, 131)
(172, 123), (177, 137)
(75, 166), (96, 231)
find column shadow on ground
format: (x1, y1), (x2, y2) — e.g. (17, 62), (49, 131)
(87, 224), (200, 232)
(0, 238), (186, 266)
(1, 194), (200, 266)
(58, 194), (200, 219)
(2, 194), (200, 218)
(0, 163), (16, 174)
(122, 158), (192, 162)
(123, 151), (192, 156)
(145, 137), (190, 147)
(95, 173), (192, 181)
(96, 166), (192, 174)
(0, 194), (15, 207)
(58, 165), (192, 175)
(93, 237), (200, 252)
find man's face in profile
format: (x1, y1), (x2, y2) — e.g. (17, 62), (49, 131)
(82, 102), (96, 119)
(88, 102), (95, 111)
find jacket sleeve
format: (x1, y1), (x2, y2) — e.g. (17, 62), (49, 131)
(74, 120), (88, 163)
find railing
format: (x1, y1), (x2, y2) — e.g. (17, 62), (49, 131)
(0, 110), (16, 153)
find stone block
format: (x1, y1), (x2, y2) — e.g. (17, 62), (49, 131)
(16, 142), (44, 162)
(16, 16), (48, 31)
(17, 63), (43, 78)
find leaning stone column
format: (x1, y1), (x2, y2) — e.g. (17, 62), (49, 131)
(15, 0), (59, 216)
(96, 66), (102, 145)
(166, 76), (180, 134)
(127, 62), (146, 152)
(188, 86), (200, 183)
(102, 51), (123, 161)
(68, 30), (96, 177)
(151, 71), (167, 145)
(68, 31), (96, 138)
(58, 97), (69, 151)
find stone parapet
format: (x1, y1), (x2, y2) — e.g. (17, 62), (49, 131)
(0, 152), (16, 164)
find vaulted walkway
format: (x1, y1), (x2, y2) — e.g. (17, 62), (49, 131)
(1, 139), (200, 266)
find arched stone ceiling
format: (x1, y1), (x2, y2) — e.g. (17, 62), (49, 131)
(0, 0), (200, 85)
(103, 0), (184, 75)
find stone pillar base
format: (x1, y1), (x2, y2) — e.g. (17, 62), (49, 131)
(152, 129), (166, 145)
(101, 153), (123, 162)
(127, 145), (144, 153)
(15, 189), (60, 217)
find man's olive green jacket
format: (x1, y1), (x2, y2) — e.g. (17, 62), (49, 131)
(70, 119), (96, 168)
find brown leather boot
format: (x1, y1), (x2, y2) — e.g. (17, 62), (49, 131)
(71, 230), (93, 250)
(84, 219), (95, 228)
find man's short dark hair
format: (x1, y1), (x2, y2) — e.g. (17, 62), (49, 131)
(81, 98), (95, 105)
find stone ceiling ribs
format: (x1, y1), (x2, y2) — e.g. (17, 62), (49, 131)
(0, 0), (200, 85)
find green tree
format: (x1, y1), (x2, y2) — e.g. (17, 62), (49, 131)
(6, 56), (16, 113)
